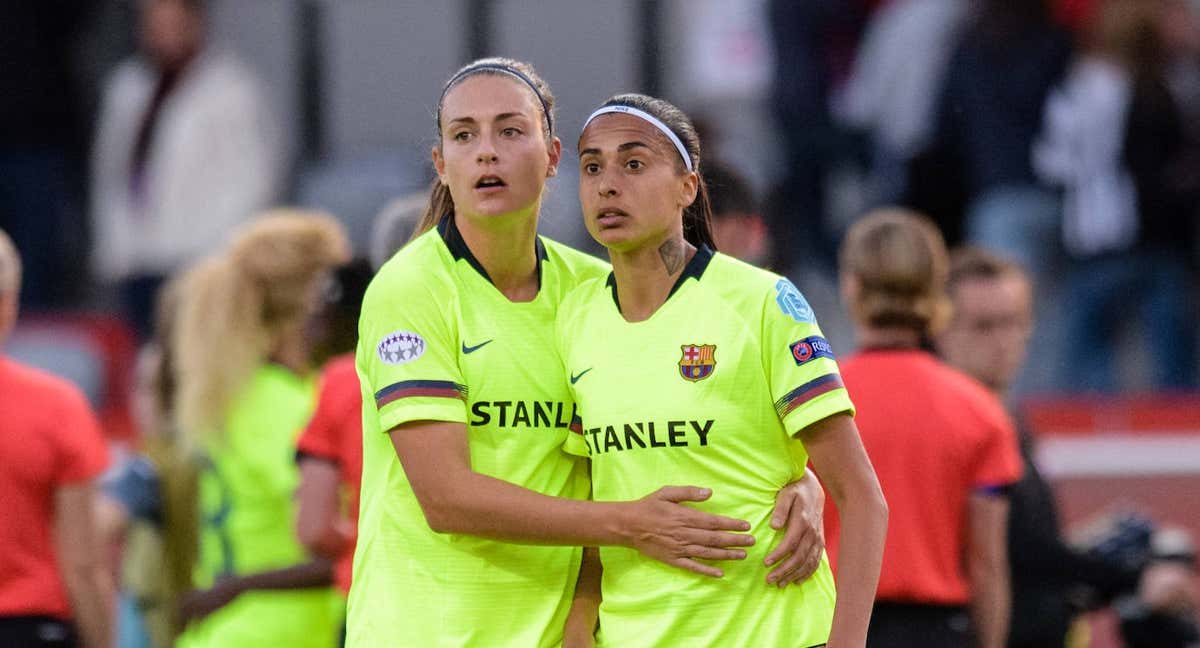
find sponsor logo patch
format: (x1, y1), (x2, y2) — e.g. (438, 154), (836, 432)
(679, 344), (717, 382)
(790, 336), (835, 366)
(377, 331), (426, 365)
(775, 278), (814, 323)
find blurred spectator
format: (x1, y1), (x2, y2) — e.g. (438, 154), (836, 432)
(0, 3), (97, 309)
(835, 0), (969, 205)
(0, 229), (114, 647)
(1075, 515), (1200, 647)
(368, 193), (425, 270)
(168, 212), (348, 647)
(294, 259), (372, 606)
(90, 0), (284, 338)
(97, 272), (200, 647)
(1034, 0), (1198, 392)
(923, 0), (1071, 269)
(765, 0), (869, 273)
(829, 209), (1022, 648)
(703, 161), (769, 265)
(935, 247), (1145, 647)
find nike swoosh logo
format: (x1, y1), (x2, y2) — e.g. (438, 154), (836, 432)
(570, 368), (592, 384)
(461, 339), (493, 354)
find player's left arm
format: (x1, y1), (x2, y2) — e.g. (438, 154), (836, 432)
(764, 468), (827, 586)
(796, 413), (887, 648)
(563, 547), (603, 648)
(761, 279), (885, 645)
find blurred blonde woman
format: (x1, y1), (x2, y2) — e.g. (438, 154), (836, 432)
(171, 210), (350, 648)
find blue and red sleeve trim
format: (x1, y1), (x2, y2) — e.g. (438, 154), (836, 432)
(775, 374), (845, 418)
(375, 380), (467, 408)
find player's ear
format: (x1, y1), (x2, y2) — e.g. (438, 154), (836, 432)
(546, 136), (562, 178)
(677, 171), (698, 210)
(432, 145), (447, 185)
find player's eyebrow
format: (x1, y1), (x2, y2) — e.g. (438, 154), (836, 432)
(578, 141), (651, 158)
(446, 112), (528, 127)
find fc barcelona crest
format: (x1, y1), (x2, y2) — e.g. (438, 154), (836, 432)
(679, 344), (717, 382)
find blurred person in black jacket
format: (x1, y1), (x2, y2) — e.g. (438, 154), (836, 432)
(935, 247), (1148, 647)
(0, 2), (98, 308)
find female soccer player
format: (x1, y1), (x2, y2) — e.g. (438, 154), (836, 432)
(349, 58), (825, 647)
(830, 209), (1022, 648)
(556, 94), (888, 647)
(171, 212), (350, 647)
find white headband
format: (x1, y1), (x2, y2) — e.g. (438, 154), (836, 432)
(582, 105), (694, 172)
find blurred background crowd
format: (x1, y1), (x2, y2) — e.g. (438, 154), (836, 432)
(2, 0), (1200, 646)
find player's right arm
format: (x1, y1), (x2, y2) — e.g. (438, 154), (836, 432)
(390, 421), (752, 576)
(362, 264), (752, 577)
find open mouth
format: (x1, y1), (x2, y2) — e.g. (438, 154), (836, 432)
(595, 208), (629, 228)
(475, 175), (507, 189)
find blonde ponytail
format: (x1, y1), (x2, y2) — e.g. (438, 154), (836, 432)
(171, 210), (350, 448)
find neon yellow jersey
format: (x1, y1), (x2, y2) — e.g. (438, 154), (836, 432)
(347, 219), (609, 648)
(179, 364), (341, 648)
(556, 249), (854, 648)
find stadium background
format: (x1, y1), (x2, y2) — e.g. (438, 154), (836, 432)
(3, 1), (1198, 646)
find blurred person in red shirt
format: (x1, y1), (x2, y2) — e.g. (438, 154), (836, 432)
(0, 228), (114, 647)
(294, 260), (374, 599)
(827, 209), (1022, 648)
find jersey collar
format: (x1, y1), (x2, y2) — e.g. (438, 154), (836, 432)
(606, 244), (715, 311)
(438, 215), (548, 287)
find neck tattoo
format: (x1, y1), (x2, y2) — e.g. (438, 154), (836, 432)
(658, 238), (686, 276)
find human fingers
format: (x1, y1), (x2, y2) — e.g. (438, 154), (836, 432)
(655, 485), (713, 503)
(682, 545), (749, 562)
(770, 484), (795, 531)
(671, 557), (725, 578)
(768, 541), (822, 587)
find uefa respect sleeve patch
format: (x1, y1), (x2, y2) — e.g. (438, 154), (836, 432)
(376, 331), (426, 365)
(789, 336), (834, 366)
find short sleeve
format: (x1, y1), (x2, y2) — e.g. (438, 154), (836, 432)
(358, 268), (468, 434)
(100, 454), (162, 522)
(297, 358), (360, 463)
(971, 399), (1023, 489)
(54, 384), (110, 484)
(555, 287), (590, 458)
(760, 278), (855, 435)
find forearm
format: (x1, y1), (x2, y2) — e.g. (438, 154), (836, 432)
(295, 459), (351, 558)
(797, 414), (886, 647)
(967, 494), (1011, 648)
(418, 466), (635, 547)
(229, 558), (334, 594)
(62, 564), (115, 648)
(563, 547), (603, 648)
(969, 561), (1010, 648)
(825, 486), (887, 647)
(392, 421), (752, 577)
(55, 484), (114, 648)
